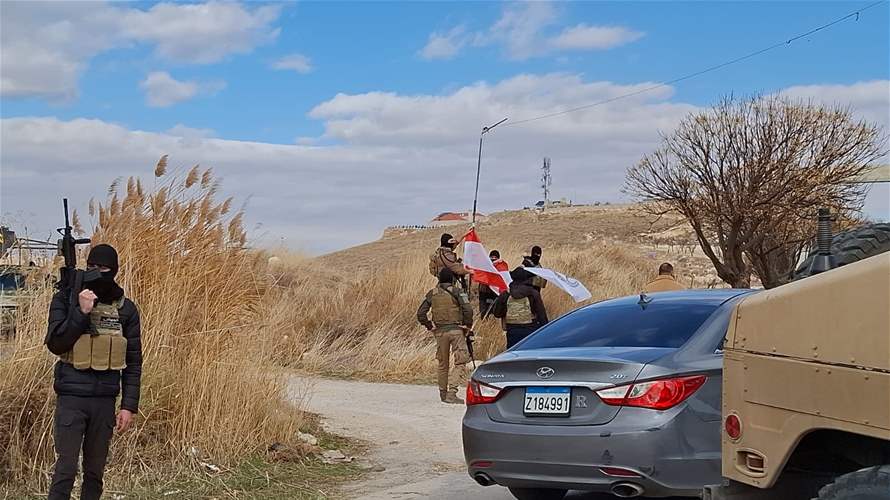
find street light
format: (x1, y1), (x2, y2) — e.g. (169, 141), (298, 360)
(472, 117), (508, 224)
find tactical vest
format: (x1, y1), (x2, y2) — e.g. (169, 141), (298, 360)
(429, 248), (455, 278)
(429, 251), (442, 277)
(59, 297), (127, 371)
(430, 286), (463, 326)
(505, 295), (534, 325)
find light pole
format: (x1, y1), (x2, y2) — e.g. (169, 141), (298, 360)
(472, 117), (508, 224)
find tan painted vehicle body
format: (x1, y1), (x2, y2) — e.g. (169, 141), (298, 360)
(719, 252), (890, 494)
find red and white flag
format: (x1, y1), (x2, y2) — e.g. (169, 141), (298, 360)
(463, 228), (511, 294)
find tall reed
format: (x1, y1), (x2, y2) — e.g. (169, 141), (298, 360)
(1, 158), (302, 489)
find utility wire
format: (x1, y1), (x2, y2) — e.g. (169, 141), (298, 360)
(503, 0), (887, 128)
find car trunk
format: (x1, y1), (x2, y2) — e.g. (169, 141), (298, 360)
(474, 346), (673, 426)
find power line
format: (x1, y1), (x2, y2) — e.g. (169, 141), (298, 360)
(503, 0), (886, 128)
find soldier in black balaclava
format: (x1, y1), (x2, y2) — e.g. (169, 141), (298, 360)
(522, 245), (547, 292)
(429, 233), (470, 289)
(44, 243), (143, 500)
(492, 266), (549, 349)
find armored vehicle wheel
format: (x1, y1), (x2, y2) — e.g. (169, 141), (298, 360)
(813, 465), (890, 500)
(508, 487), (568, 500)
(794, 223), (890, 280)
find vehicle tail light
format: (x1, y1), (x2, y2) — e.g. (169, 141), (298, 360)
(466, 379), (504, 406)
(725, 414), (742, 440)
(595, 375), (707, 410)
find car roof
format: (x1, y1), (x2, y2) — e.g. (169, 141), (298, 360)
(586, 288), (756, 310)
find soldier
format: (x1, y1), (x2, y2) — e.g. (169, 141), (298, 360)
(522, 245), (547, 292)
(642, 262), (686, 293)
(44, 244), (143, 500)
(492, 267), (549, 349)
(429, 233), (470, 288)
(417, 267), (474, 404)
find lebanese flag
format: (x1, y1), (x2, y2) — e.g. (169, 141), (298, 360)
(463, 228), (511, 294)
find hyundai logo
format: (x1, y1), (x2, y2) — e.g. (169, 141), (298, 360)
(536, 367), (555, 379)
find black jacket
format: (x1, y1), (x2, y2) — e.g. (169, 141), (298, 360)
(45, 289), (143, 412)
(491, 281), (549, 326)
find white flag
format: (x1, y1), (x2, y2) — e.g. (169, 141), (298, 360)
(524, 267), (592, 303)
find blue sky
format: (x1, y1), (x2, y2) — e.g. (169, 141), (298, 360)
(1, 1), (888, 252)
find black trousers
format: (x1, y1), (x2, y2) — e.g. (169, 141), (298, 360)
(49, 395), (116, 500)
(505, 324), (538, 349)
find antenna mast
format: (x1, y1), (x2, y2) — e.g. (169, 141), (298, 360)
(541, 157), (552, 210)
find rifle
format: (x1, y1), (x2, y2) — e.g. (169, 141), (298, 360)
(465, 329), (477, 370)
(55, 198), (98, 294)
(46, 199), (98, 349)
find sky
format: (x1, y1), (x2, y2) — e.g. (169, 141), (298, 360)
(1, 1), (888, 254)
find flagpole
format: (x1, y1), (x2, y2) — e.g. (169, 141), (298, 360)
(472, 117), (508, 224)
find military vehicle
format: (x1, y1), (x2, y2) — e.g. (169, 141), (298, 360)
(704, 214), (890, 499)
(0, 226), (55, 338)
(0, 265), (29, 337)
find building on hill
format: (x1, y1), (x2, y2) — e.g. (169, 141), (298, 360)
(429, 211), (486, 226)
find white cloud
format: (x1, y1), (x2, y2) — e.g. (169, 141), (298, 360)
(484, 2), (559, 60)
(3, 79), (887, 253)
(167, 124), (216, 139)
(295, 136), (320, 146)
(119, 2), (281, 64)
(549, 24), (644, 51)
(419, 26), (469, 60)
(777, 80), (890, 131)
(0, 1), (281, 99)
(140, 72), (225, 107)
(272, 54), (314, 74)
(141, 72), (198, 107)
(421, 3), (643, 61)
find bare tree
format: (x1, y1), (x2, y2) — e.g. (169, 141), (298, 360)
(626, 95), (886, 288)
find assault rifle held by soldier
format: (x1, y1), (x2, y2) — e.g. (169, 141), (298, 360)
(44, 198), (144, 500)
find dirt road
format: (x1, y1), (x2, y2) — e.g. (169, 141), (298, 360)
(290, 377), (692, 500)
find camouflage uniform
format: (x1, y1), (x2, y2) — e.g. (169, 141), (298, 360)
(429, 246), (470, 288)
(417, 282), (474, 404)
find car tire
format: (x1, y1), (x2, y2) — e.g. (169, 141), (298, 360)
(508, 487), (568, 500)
(813, 465), (890, 500)
(793, 222), (890, 280)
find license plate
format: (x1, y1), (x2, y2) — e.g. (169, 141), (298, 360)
(524, 387), (571, 416)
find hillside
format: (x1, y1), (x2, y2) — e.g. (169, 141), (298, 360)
(318, 204), (717, 287)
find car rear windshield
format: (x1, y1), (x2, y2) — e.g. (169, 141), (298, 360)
(516, 301), (719, 350)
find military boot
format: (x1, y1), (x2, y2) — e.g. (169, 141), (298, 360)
(442, 392), (464, 405)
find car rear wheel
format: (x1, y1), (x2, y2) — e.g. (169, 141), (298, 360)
(508, 487), (568, 500)
(813, 465), (890, 500)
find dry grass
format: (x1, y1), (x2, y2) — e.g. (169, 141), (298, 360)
(265, 239), (654, 383)
(0, 158), (711, 492)
(1, 159), (303, 490)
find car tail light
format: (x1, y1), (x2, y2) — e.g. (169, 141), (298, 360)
(725, 414), (742, 440)
(466, 379), (504, 406)
(596, 375), (707, 410)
